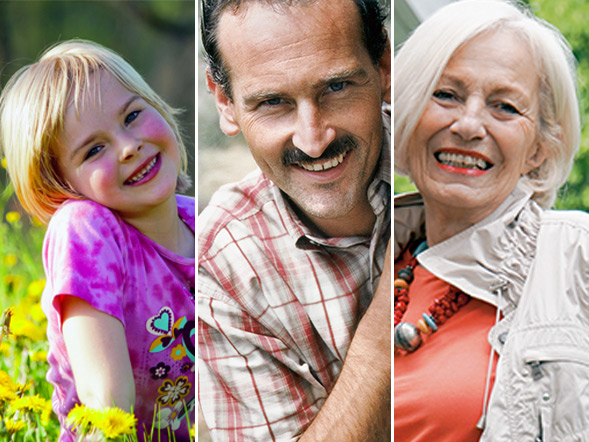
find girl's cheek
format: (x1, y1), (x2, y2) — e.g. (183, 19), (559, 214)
(139, 111), (175, 143)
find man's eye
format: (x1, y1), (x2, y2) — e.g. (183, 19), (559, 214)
(328, 82), (346, 92)
(85, 145), (104, 160)
(125, 110), (140, 125)
(262, 98), (283, 106)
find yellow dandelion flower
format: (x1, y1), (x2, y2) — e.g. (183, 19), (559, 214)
(10, 394), (51, 415)
(67, 404), (95, 432)
(0, 370), (15, 389)
(10, 317), (45, 341)
(92, 407), (137, 439)
(31, 216), (43, 227)
(0, 385), (17, 403)
(1, 158), (6, 169)
(30, 350), (48, 362)
(13, 381), (31, 396)
(27, 280), (46, 298)
(4, 417), (25, 433)
(29, 302), (45, 323)
(5, 211), (20, 224)
(3, 254), (18, 267)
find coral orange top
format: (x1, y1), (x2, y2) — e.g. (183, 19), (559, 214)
(394, 248), (498, 441)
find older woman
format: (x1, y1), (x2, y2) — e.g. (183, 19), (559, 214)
(394, 1), (588, 441)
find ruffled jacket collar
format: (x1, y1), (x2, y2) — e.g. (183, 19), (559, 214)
(394, 182), (543, 314)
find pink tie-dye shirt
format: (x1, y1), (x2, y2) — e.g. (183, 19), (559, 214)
(41, 195), (195, 441)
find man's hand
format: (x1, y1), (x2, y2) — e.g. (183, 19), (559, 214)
(299, 239), (391, 441)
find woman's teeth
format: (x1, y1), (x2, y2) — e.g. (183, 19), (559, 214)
(126, 156), (158, 184)
(436, 152), (491, 170)
(298, 151), (347, 172)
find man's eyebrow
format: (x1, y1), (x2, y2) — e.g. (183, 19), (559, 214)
(320, 67), (370, 86)
(70, 94), (141, 161)
(242, 67), (370, 109)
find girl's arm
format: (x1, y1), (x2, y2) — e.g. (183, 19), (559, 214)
(62, 297), (136, 411)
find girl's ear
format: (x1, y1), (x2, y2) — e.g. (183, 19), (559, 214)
(206, 70), (241, 137)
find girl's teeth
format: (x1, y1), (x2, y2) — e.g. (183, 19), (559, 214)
(127, 156), (157, 184)
(298, 151), (346, 172)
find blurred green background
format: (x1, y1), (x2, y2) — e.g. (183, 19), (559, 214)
(394, 0), (589, 212)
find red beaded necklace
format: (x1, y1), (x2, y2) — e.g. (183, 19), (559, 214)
(394, 241), (471, 353)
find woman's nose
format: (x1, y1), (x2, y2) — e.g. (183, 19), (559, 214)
(291, 103), (336, 158)
(450, 99), (487, 141)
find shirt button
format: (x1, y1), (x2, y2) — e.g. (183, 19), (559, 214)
(522, 369), (529, 377)
(542, 393), (551, 402)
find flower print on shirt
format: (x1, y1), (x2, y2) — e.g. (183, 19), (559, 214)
(149, 362), (171, 380)
(156, 375), (191, 407)
(156, 398), (195, 431)
(146, 306), (195, 363)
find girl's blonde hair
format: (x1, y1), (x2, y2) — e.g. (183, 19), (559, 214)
(395, 0), (580, 208)
(0, 39), (191, 224)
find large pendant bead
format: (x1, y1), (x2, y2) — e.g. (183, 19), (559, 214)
(394, 322), (422, 352)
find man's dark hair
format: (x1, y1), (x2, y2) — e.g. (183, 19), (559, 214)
(200, 0), (389, 100)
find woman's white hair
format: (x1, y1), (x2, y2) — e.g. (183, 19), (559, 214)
(394, 0), (580, 208)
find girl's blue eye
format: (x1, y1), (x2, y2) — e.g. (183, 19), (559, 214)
(125, 110), (140, 125)
(85, 145), (104, 160)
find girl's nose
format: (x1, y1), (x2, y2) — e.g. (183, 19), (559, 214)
(118, 136), (143, 162)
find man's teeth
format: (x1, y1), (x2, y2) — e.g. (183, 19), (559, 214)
(127, 156), (157, 184)
(436, 152), (490, 170)
(297, 151), (347, 172)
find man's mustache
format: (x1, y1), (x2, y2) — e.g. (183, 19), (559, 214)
(281, 135), (358, 167)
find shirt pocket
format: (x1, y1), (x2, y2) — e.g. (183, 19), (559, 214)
(523, 346), (589, 442)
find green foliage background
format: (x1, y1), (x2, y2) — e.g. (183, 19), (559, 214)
(394, 0), (589, 212)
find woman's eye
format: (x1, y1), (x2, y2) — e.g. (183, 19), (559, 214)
(85, 145), (104, 160)
(433, 90), (456, 100)
(125, 110), (140, 125)
(497, 102), (520, 115)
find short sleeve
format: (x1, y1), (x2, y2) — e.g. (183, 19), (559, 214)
(43, 200), (127, 326)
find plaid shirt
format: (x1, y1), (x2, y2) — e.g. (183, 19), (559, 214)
(198, 110), (391, 441)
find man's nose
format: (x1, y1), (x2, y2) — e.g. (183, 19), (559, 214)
(291, 103), (336, 158)
(450, 98), (487, 141)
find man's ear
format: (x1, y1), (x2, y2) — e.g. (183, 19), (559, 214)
(206, 69), (241, 136)
(378, 39), (391, 105)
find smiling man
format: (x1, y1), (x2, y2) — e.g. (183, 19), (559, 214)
(198, 0), (391, 440)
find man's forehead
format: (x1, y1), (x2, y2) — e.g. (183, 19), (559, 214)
(215, 0), (364, 74)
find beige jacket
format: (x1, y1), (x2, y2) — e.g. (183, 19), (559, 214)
(394, 182), (589, 441)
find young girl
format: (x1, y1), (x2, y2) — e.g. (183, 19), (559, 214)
(0, 40), (195, 441)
